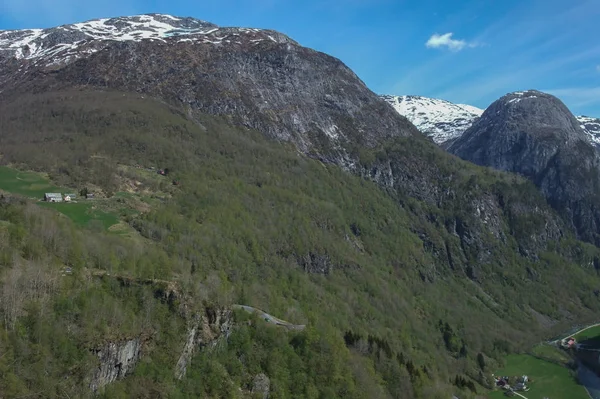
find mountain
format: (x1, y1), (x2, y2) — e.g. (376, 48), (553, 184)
(0, 14), (419, 168)
(3, 15), (600, 399)
(448, 89), (600, 245)
(380, 94), (483, 143)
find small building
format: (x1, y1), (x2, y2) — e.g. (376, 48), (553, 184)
(86, 193), (95, 199)
(514, 382), (529, 391)
(561, 337), (577, 349)
(44, 193), (63, 202)
(63, 193), (77, 202)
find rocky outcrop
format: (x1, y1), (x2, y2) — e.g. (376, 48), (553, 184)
(175, 306), (233, 379)
(175, 321), (200, 380)
(85, 270), (234, 385)
(298, 252), (333, 274)
(252, 373), (271, 399)
(89, 337), (143, 391)
(448, 90), (600, 245)
(357, 137), (567, 279)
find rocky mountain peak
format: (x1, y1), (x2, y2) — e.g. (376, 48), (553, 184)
(476, 89), (588, 144)
(0, 14), (296, 66)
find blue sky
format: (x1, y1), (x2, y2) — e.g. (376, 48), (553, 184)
(1, 0), (599, 116)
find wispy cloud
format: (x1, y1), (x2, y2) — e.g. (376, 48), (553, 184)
(596, 65), (600, 73)
(425, 32), (474, 51)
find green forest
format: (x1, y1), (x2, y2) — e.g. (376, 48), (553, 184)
(1, 90), (600, 398)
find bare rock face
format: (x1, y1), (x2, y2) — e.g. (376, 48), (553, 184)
(357, 137), (566, 280)
(448, 90), (600, 245)
(252, 373), (271, 399)
(448, 90), (588, 173)
(298, 252), (332, 274)
(89, 337), (142, 391)
(175, 306), (233, 380)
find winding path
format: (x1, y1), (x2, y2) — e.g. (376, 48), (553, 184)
(232, 305), (306, 331)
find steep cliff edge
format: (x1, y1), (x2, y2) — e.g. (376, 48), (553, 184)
(175, 307), (233, 380)
(89, 337), (144, 391)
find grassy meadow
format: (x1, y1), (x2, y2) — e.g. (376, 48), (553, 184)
(0, 166), (122, 231)
(488, 354), (588, 399)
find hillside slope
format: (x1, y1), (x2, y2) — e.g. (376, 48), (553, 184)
(2, 16), (600, 399)
(2, 89), (600, 398)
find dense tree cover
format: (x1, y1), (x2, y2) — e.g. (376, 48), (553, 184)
(1, 90), (600, 397)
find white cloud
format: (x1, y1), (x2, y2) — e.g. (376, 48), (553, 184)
(425, 33), (471, 51)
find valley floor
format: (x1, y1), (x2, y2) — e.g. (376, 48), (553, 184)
(488, 353), (588, 399)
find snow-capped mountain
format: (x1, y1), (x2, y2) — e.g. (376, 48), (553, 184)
(380, 95), (483, 144)
(578, 116), (600, 146)
(0, 14), (294, 67)
(0, 14), (417, 163)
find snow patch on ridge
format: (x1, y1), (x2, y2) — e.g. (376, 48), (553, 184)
(578, 116), (600, 146)
(0, 14), (293, 66)
(381, 94), (483, 144)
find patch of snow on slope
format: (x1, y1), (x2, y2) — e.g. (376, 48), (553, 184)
(577, 116), (600, 146)
(457, 104), (483, 115)
(324, 124), (340, 139)
(381, 94), (483, 144)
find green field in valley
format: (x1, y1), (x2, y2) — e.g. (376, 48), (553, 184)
(574, 325), (600, 341)
(0, 166), (64, 198)
(488, 354), (588, 399)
